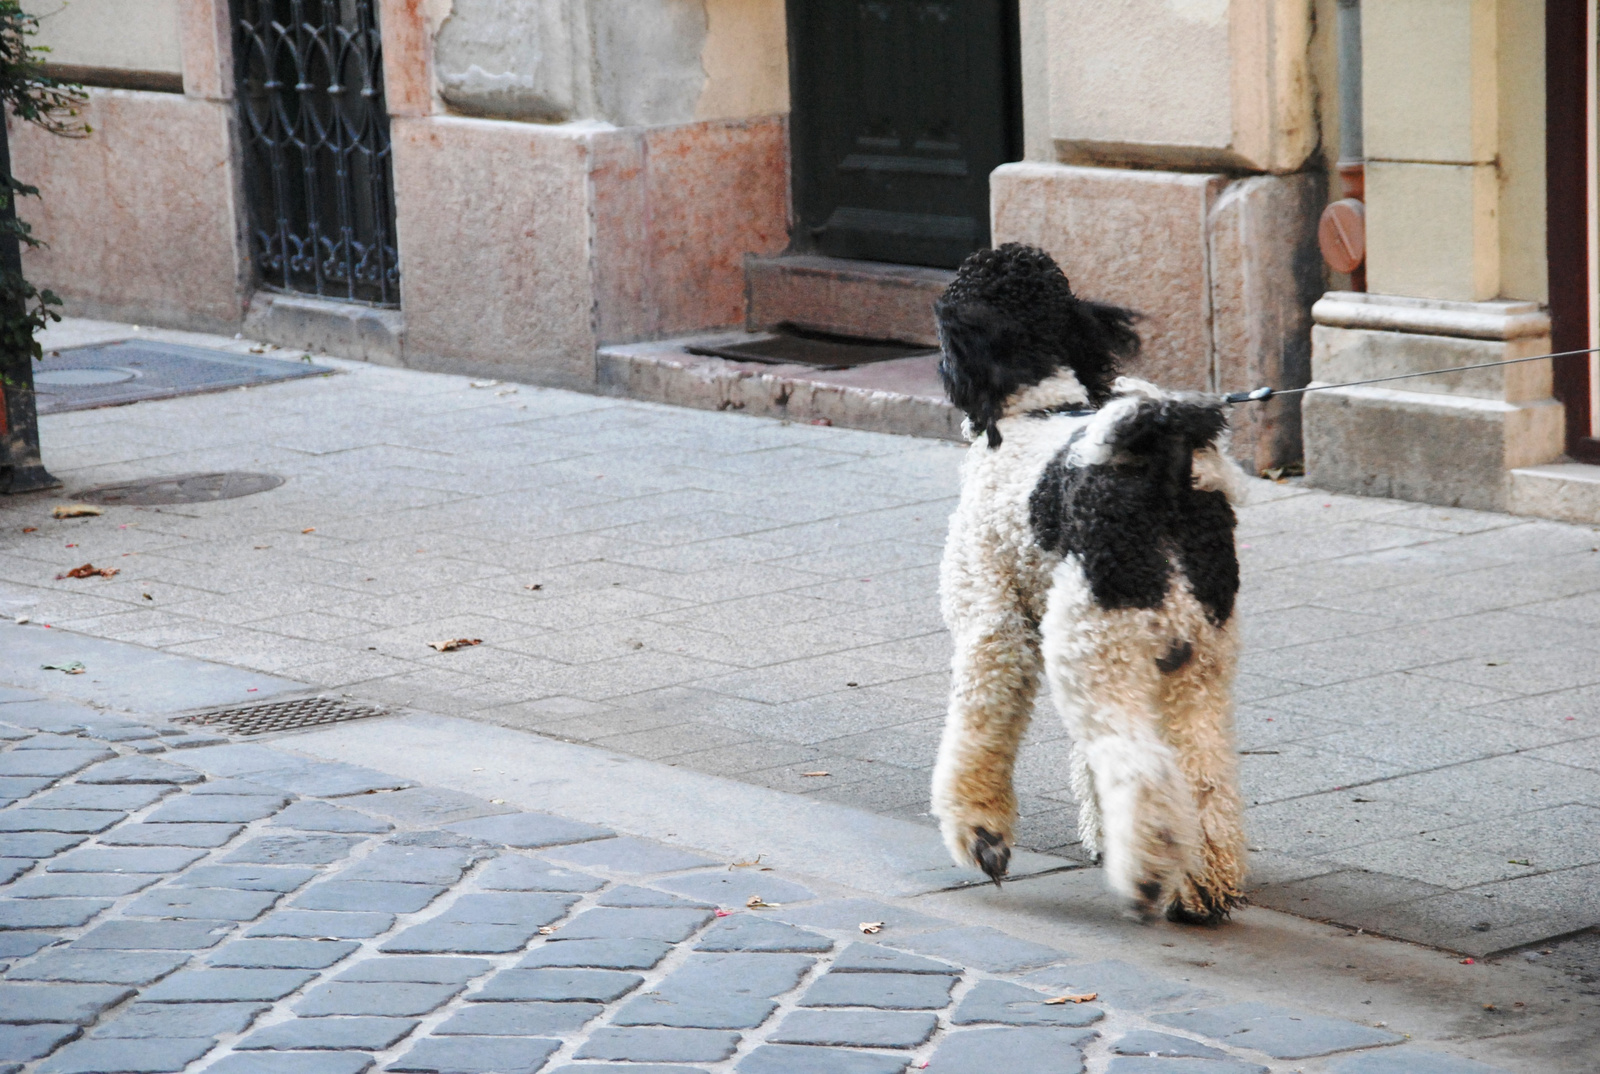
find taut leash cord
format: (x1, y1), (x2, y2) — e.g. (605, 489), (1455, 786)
(1221, 345), (1600, 405)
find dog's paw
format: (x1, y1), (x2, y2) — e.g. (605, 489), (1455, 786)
(972, 827), (1011, 886)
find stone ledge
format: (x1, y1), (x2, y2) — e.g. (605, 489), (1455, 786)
(1312, 291), (1550, 341)
(1508, 462), (1600, 525)
(745, 254), (953, 347)
(243, 292), (404, 367)
(596, 337), (962, 441)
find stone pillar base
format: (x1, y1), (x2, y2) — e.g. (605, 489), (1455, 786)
(1304, 293), (1565, 511)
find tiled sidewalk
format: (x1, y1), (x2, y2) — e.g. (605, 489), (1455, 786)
(0, 690), (1498, 1074)
(2, 317), (1599, 955)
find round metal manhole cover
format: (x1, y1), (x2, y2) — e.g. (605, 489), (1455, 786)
(75, 472), (286, 506)
(34, 367), (140, 387)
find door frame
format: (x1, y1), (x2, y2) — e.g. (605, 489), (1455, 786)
(783, 0), (1024, 264)
(1548, 0), (1600, 462)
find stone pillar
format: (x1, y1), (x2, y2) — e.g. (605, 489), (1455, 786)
(1302, 0), (1558, 509)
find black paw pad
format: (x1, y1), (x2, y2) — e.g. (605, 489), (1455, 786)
(972, 827), (1011, 887)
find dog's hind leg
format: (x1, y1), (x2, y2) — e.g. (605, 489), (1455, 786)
(1040, 562), (1200, 920)
(931, 561), (1042, 884)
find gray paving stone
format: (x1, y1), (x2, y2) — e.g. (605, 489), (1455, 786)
(87, 727), (162, 743)
(1105, 1059), (1269, 1074)
(0, 777), (55, 801)
(141, 968), (319, 1003)
(11, 734), (100, 751)
(145, 795), (284, 823)
(248, 911), (396, 939)
(190, 780), (283, 796)
(249, 762), (415, 799)
(172, 865), (320, 892)
(34, 1036), (214, 1074)
(596, 885), (711, 908)
(294, 982), (465, 1017)
(925, 1026), (1096, 1074)
(338, 846), (482, 885)
(48, 847), (207, 873)
(0, 1023), (80, 1062)
(1153, 1003), (1404, 1060)
(125, 886), (281, 921)
(801, 971), (957, 1011)
(72, 919), (234, 950)
(8, 872), (159, 898)
(0, 810), (124, 834)
(444, 813), (612, 849)
(655, 871), (816, 906)
(0, 932), (59, 959)
(29, 785), (172, 811)
(0, 898), (113, 929)
(73, 757), (201, 785)
(695, 915), (832, 953)
(550, 907), (711, 943)
(86, 1001), (268, 1039)
(0, 751), (113, 779)
(7, 948), (189, 984)
(574, 1027), (739, 1063)
(0, 983), (135, 1024)
(98, 822), (244, 847)
(378, 922), (539, 955)
(773, 899), (947, 934)
(1325, 1046), (1511, 1073)
(830, 943), (957, 975)
(736, 1044), (909, 1074)
(271, 801), (392, 833)
(344, 787), (511, 829)
(951, 980), (1104, 1027)
(612, 952), (814, 1029)
(542, 837), (716, 875)
(0, 858), (30, 884)
(0, 832), (85, 858)
(209, 940), (361, 969)
(292, 880), (447, 914)
(238, 1017), (419, 1051)
(893, 927), (1069, 973)
(206, 1053), (375, 1074)
(442, 893), (582, 926)
(223, 834), (365, 865)
(387, 1035), (559, 1074)
(434, 1001), (602, 1036)
(1112, 1032), (1231, 1059)
(517, 939), (673, 970)
(769, 1009), (937, 1048)
(164, 732), (232, 750)
(329, 957), (492, 984)
(475, 855), (604, 893)
(1022, 962), (1216, 1013)
(474, 968), (643, 1003)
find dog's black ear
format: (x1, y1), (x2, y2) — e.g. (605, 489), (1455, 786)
(935, 298), (1017, 447)
(1065, 300), (1141, 406)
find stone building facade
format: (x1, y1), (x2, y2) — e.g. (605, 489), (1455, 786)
(15, 1), (1599, 513)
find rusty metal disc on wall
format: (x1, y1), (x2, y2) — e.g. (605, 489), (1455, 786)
(1318, 198), (1367, 274)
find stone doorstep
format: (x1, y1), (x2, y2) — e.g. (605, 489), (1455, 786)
(1508, 462), (1600, 526)
(744, 253), (955, 347)
(596, 337), (963, 442)
(243, 291), (404, 367)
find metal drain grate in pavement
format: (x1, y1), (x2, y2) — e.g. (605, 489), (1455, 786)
(76, 472), (285, 506)
(174, 697), (387, 736)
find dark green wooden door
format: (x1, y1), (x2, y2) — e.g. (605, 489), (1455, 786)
(788, 0), (1020, 269)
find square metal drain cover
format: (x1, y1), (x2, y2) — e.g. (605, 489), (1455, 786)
(34, 339), (330, 414)
(174, 697), (387, 736)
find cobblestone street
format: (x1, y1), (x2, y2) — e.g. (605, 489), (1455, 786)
(2, 319), (1600, 1071)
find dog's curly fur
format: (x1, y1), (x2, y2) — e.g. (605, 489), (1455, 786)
(931, 243), (1249, 924)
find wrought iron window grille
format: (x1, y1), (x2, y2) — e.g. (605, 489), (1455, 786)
(233, 0), (401, 307)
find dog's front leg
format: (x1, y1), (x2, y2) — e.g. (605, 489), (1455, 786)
(931, 606), (1041, 885)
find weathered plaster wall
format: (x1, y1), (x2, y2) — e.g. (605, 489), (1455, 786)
(433, 0), (587, 121)
(694, 0), (787, 120)
(27, 0), (183, 74)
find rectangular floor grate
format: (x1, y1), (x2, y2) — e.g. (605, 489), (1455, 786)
(174, 697), (386, 736)
(34, 339), (330, 414)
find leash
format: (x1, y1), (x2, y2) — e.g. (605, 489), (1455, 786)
(1220, 345), (1600, 405)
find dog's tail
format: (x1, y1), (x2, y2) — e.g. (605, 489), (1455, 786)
(1078, 386), (1229, 496)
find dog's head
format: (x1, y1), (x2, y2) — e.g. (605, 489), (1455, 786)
(935, 243), (1140, 448)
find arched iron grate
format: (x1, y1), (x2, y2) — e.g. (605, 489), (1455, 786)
(233, 0), (401, 307)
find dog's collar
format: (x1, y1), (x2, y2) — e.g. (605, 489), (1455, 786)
(1026, 404), (1098, 419)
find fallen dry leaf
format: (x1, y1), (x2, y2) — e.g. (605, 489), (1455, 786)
(859, 921), (884, 934)
(22, 526), (36, 533)
(428, 638), (482, 652)
(801, 771), (830, 778)
(523, 583), (543, 591)
(1044, 993), (1097, 1005)
(301, 527), (316, 534)
(41, 661), (85, 675)
(729, 856), (762, 869)
(52, 504), (102, 519)
(537, 926), (556, 935)
(469, 379), (500, 389)
(746, 896), (779, 909)
(57, 563), (119, 580)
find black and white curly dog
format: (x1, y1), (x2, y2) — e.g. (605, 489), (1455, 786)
(930, 242), (1247, 924)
